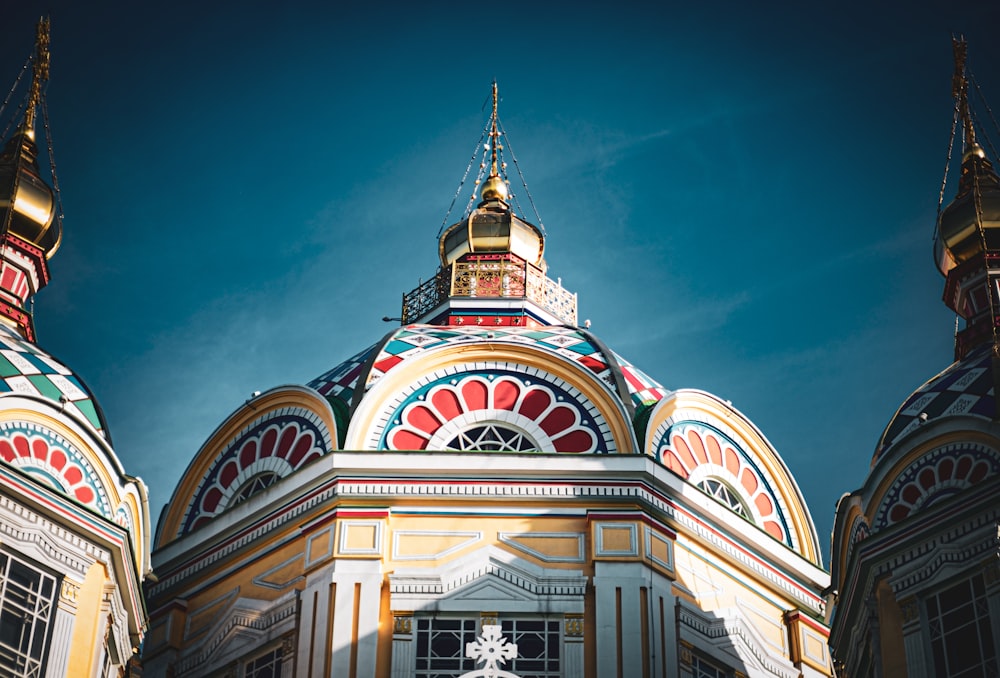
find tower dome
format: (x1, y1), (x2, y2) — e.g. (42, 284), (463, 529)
(0, 16), (61, 341)
(0, 16), (59, 258)
(935, 144), (1000, 274)
(0, 130), (60, 256)
(933, 38), (1000, 277)
(437, 196), (546, 268)
(437, 81), (545, 270)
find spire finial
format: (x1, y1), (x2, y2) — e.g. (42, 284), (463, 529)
(489, 79), (500, 177)
(22, 17), (50, 138)
(480, 80), (509, 203)
(952, 34), (977, 150)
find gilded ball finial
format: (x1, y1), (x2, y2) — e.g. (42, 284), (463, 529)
(963, 143), (987, 162)
(480, 175), (509, 203)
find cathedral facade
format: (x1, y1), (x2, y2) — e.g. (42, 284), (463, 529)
(9, 14), (1000, 678)
(141, 86), (833, 678)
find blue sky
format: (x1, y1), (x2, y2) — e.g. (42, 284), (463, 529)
(3, 1), (997, 564)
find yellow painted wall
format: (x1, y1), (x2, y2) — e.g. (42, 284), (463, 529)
(672, 536), (790, 656)
(67, 561), (109, 674)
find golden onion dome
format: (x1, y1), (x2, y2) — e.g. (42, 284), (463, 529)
(0, 129), (60, 257)
(935, 143), (1000, 275)
(438, 198), (546, 269)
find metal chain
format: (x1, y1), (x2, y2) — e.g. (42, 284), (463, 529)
(492, 142), (527, 219)
(937, 102), (961, 231)
(967, 111), (1000, 353)
(465, 137), (491, 219)
(970, 108), (1000, 165)
(0, 55), (32, 140)
(41, 92), (64, 242)
(969, 80), (1000, 162)
(496, 119), (545, 234)
(438, 121), (490, 238)
(971, 73), (1000, 148)
(441, 86), (546, 234)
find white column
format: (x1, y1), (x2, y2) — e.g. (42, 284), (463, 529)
(593, 561), (672, 678)
(649, 573), (676, 678)
(296, 572), (330, 675)
(593, 563), (619, 678)
(329, 559), (383, 678)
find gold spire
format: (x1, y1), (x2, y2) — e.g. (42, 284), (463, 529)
(489, 80), (499, 176)
(0, 16), (59, 258)
(480, 80), (509, 203)
(0, 17), (57, 340)
(438, 82), (544, 269)
(934, 36), (1000, 277)
(951, 36), (982, 156)
(22, 17), (50, 140)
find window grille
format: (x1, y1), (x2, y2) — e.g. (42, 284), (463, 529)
(0, 550), (58, 678)
(927, 573), (998, 677)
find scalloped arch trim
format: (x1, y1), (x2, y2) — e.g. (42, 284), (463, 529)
(180, 413), (328, 535)
(0, 420), (111, 518)
(657, 421), (789, 545)
(871, 440), (1000, 529)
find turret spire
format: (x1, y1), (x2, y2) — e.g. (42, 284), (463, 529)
(399, 83), (576, 328)
(490, 80), (499, 176)
(0, 17), (60, 341)
(480, 80), (509, 204)
(934, 38), (1000, 425)
(21, 17), (49, 139)
(952, 37), (976, 151)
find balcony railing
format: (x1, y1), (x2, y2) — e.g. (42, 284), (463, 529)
(402, 258), (577, 325)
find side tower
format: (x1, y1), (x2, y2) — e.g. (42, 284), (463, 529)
(829, 38), (1000, 677)
(0, 19), (152, 677)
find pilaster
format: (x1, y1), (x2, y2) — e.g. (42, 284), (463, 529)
(898, 595), (927, 678)
(593, 561), (675, 678)
(330, 559), (383, 677)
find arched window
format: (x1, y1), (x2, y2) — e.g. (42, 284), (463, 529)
(443, 423), (539, 452)
(697, 478), (751, 520)
(232, 472), (281, 505)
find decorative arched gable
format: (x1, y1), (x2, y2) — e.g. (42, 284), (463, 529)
(0, 393), (151, 575)
(659, 420), (789, 544)
(867, 436), (1000, 530)
(829, 493), (869, 593)
(0, 419), (112, 516)
(344, 343), (636, 454)
(158, 386), (337, 545)
(643, 390), (821, 564)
